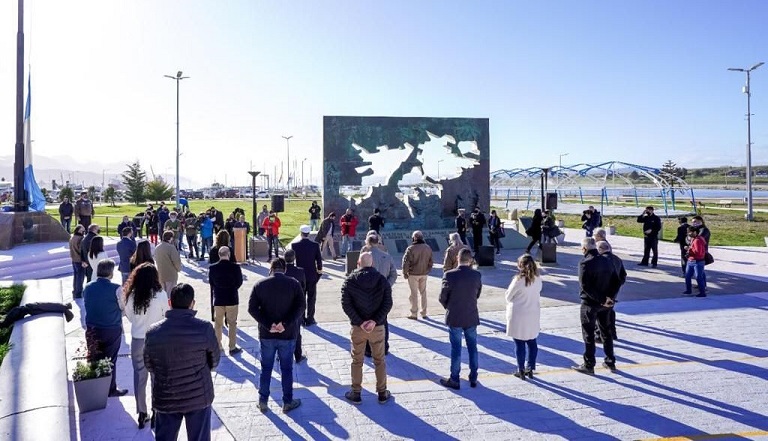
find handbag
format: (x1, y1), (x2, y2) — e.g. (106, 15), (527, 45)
(704, 252), (714, 266)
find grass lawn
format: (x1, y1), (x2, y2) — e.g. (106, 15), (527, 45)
(0, 284), (26, 365)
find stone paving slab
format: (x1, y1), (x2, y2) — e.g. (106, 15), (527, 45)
(68, 290), (768, 440)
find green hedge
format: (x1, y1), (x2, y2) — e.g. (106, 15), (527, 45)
(0, 285), (26, 365)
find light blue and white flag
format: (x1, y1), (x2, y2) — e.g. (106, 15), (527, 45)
(23, 73), (46, 211)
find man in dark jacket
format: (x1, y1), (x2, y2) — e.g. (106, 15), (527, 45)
(596, 240), (626, 343)
(75, 191), (94, 227)
(80, 224), (100, 283)
(637, 205), (662, 267)
(455, 208), (467, 245)
(58, 197), (74, 233)
(672, 216), (690, 275)
(144, 283), (220, 440)
(83, 259), (127, 398)
(368, 208), (385, 234)
(316, 212), (337, 260)
(208, 246), (243, 355)
(572, 238), (621, 374)
(248, 258), (305, 413)
(438, 248), (482, 390)
(284, 249), (307, 363)
(290, 225), (323, 326)
(115, 226), (137, 284)
(341, 252), (393, 404)
(308, 201), (321, 231)
(470, 207), (486, 253)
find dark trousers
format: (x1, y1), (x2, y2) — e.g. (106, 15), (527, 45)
(186, 235), (198, 259)
(678, 245), (687, 274)
(489, 232), (501, 252)
(155, 406), (211, 441)
(458, 231), (467, 245)
(641, 235), (659, 265)
(305, 282), (318, 323)
(294, 330), (303, 361)
(79, 216), (91, 227)
(595, 307), (618, 341)
(580, 304), (615, 368)
(85, 325), (122, 393)
(267, 235), (279, 259)
(365, 319), (389, 356)
(471, 228), (483, 252)
(513, 338), (538, 372)
(526, 235), (541, 253)
(72, 263), (85, 298)
(85, 265), (94, 283)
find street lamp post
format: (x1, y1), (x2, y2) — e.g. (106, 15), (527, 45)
(282, 135), (293, 191)
(248, 171), (261, 238)
(558, 153), (569, 187)
(437, 159), (444, 182)
(164, 71), (189, 210)
(13, 0), (27, 212)
(728, 62), (764, 221)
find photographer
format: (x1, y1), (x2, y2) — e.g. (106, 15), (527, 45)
(636, 206), (662, 267)
(580, 206), (601, 238)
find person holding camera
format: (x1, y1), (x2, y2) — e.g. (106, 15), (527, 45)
(580, 206), (601, 238)
(636, 206), (662, 268)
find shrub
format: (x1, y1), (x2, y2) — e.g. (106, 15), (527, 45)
(72, 359), (113, 382)
(0, 284), (26, 366)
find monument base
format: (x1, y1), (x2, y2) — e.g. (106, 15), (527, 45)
(0, 212), (70, 250)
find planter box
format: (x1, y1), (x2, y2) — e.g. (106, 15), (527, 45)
(74, 376), (111, 413)
(607, 226), (616, 235)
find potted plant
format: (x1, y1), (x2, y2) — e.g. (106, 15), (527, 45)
(72, 358), (113, 412)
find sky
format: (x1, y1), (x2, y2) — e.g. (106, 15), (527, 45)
(1, 1), (768, 189)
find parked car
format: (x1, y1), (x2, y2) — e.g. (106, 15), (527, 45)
(256, 191), (269, 199)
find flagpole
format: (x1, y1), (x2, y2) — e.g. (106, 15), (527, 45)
(14, 0), (28, 212)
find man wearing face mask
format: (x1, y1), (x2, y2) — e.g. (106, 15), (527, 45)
(261, 210), (282, 262)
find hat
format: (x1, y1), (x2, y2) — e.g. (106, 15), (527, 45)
(300, 225), (311, 234)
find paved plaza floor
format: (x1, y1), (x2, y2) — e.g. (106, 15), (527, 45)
(5, 229), (767, 440)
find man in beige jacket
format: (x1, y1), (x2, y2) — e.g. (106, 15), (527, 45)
(402, 230), (434, 319)
(155, 231), (182, 294)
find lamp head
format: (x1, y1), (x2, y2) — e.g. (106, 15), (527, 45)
(177, 71), (183, 78)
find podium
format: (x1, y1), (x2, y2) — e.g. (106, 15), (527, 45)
(234, 228), (247, 262)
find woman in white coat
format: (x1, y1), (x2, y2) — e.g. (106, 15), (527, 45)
(505, 254), (542, 380)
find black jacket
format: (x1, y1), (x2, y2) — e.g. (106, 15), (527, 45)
(58, 202), (73, 218)
(673, 223), (689, 249)
(80, 232), (97, 263)
(455, 215), (467, 234)
(341, 267), (393, 327)
(248, 273), (305, 340)
(368, 214), (385, 233)
(579, 249), (620, 306)
(308, 204), (321, 220)
(285, 264), (306, 291)
(316, 218), (335, 242)
(603, 252), (627, 299)
(439, 266), (482, 328)
(470, 212), (486, 231)
(291, 238), (322, 285)
(208, 259), (243, 306)
(526, 215), (542, 239)
(143, 309), (220, 413)
(637, 213), (662, 238)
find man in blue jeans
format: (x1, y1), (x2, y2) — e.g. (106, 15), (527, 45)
(438, 248), (482, 389)
(248, 258), (306, 413)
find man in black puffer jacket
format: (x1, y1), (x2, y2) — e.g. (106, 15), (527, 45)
(144, 283), (220, 440)
(341, 252), (393, 405)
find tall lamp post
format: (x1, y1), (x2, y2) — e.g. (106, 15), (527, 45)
(13, 0), (27, 212)
(164, 71), (189, 209)
(558, 153), (569, 187)
(728, 62), (764, 221)
(282, 135), (293, 191)
(248, 171), (261, 236)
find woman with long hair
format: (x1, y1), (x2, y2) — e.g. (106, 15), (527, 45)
(123, 263), (168, 429)
(525, 209), (543, 254)
(130, 240), (155, 271)
(209, 230), (231, 265)
(505, 254), (542, 380)
(69, 224), (87, 298)
(442, 232), (469, 273)
(87, 236), (110, 273)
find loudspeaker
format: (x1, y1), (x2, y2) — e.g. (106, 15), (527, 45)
(476, 245), (495, 267)
(541, 242), (557, 263)
(271, 194), (285, 213)
(545, 192), (558, 210)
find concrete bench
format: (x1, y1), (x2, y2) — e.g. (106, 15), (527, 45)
(0, 283), (70, 441)
(717, 200), (733, 207)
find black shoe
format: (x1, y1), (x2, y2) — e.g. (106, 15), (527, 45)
(258, 401), (269, 413)
(651, 264), (657, 268)
(470, 379), (478, 388)
(571, 364), (595, 375)
(682, 291), (694, 296)
(137, 412), (149, 429)
(439, 378), (460, 390)
(526, 368), (534, 379)
(295, 355), (307, 364)
(602, 362), (617, 372)
(345, 390), (362, 404)
(229, 347), (243, 356)
(283, 399), (302, 413)
(696, 293), (707, 297)
(513, 370), (527, 381)
(304, 319), (317, 327)
(108, 388), (128, 397)
(637, 262), (648, 266)
(377, 390), (391, 404)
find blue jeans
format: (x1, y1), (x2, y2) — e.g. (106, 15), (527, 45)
(448, 326), (478, 383)
(267, 235), (280, 259)
(340, 235), (352, 255)
(200, 237), (213, 258)
(685, 260), (706, 294)
(513, 338), (538, 372)
(155, 406), (211, 441)
(259, 339), (295, 403)
(309, 218), (319, 231)
(72, 263), (85, 297)
(61, 217), (71, 234)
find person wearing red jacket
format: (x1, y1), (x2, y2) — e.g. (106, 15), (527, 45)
(261, 211), (282, 262)
(683, 226), (707, 297)
(339, 209), (359, 257)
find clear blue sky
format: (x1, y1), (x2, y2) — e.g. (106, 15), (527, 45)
(1, 0), (767, 187)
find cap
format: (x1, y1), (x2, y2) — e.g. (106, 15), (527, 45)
(300, 225), (311, 234)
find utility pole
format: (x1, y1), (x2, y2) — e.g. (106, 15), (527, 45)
(13, 0), (27, 212)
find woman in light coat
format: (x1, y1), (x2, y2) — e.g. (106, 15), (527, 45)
(123, 262), (168, 429)
(443, 232), (469, 273)
(87, 236), (110, 275)
(505, 254), (542, 380)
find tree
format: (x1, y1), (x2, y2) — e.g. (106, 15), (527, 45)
(145, 178), (174, 202)
(122, 161), (147, 205)
(661, 160), (687, 180)
(59, 186), (74, 202)
(103, 186), (117, 207)
(87, 186), (97, 201)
